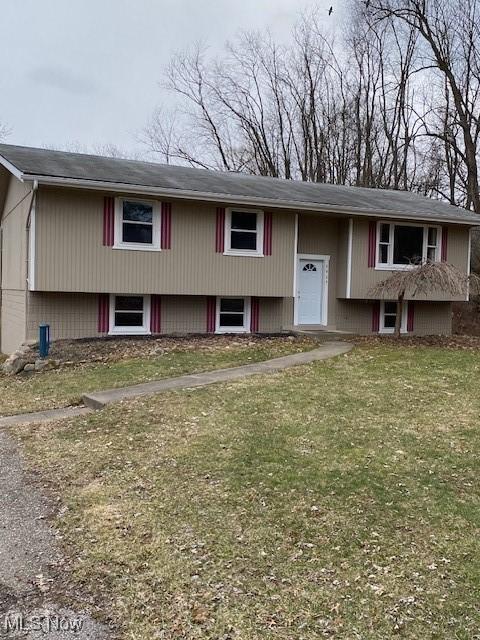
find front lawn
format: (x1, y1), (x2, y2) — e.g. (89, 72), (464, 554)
(18, 344), (480, 638)
(0, 335), (315, 416)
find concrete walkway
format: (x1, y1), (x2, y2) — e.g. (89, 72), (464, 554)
(83, 341), (352, 409)
(0, 406), (92, 428)
(0, 342), (351, 636)
(0, 341), (352, 427)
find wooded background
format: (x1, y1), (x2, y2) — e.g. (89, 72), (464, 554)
(144, 0), (480, 268)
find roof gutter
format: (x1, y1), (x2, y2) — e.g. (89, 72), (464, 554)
(8, 170), (480, 226)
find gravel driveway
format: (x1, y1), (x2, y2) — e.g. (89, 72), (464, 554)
(0, 429), (109, 639)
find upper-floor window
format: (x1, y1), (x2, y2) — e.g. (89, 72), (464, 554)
(377, 222), (441, 269)
(224, 209), (264, 257)
(114, 198), (161, 250)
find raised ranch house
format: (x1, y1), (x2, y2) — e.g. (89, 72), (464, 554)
(0, 144), (478, 354)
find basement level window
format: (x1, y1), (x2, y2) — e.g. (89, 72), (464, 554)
(380, 301), (407, 334)
(376, 222), (441, 268)
(224, 209), (264, 256)
(110, 295), (150, 335)
(216, 297), (251, 333)
(114, 198), (161, 250)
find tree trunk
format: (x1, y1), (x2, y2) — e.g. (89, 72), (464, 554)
(394, 292), (405, 338)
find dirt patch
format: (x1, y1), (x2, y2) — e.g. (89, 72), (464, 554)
(38, 334), (310, 367)
(349, 333), (480, 351)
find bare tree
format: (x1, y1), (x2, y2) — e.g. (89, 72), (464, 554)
(142, 0), (479, 242)
(41, 141), (143, 160)
(367, 0), (480, 212)
(142, 108), (180, 164)
(0, 121), (11, 142)
(370, 261), (477, 336)
(144, 7), (437, 190)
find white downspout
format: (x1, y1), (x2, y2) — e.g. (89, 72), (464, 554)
(346, 217), (353, 299)
(25, 180), (38, 344)
(26, 180), (38, 291)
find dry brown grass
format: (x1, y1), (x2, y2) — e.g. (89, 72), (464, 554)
(17, 344), (480, 639)
(0, 336), (316, 416)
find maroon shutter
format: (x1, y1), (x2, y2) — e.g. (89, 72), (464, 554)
(250, 297), (260, 332)
(407, 301), (415, 333)
(263, 213), (272, 256)
(150, 295), (162, 333)
(161, 202), (172, 250)
(215, 208), (225, 252)
(441, 227), (448, 262)
(372, 301), (380, 332)
(368, 221), (377, 267)
(206, 296), (216, 333)
(98, 294), (109, 333)
(103, 197), (115, 247)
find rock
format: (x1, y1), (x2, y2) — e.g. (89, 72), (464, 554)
(3, 355), (30, 375)
(1, 342), (39, 375)
(23, 363), (36, 372)
(2, 360), (15, 375)
(16, 344), (31, 354)
(34, 359), (60, 372)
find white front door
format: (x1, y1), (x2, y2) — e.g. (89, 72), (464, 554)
(297, 258), (325, 325)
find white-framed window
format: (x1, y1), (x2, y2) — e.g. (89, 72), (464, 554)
(109, 294), (151, 335)
(224, 209), (264, 257)
(114, 198), (161, 251)
(426, 226), (439, 262)
(216, 297), (251, 333)
(380, 300), (407, 334)
(376, 222), (441, 269)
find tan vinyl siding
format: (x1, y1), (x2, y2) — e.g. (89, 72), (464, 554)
(26, 292), (99, 342)
(336, 299), (452, 335)
(0, 176), (33, 352)
(258, 297), (284, 333)
(1, 289), (26, 353)
(25, 292), (452, 342)
(336, 300), (374, 334)
(161, 296), (286, 334)
(281, 297), (294, 329)
(34, 188), (296, 297)
(26, 293), (287, 342)
(161, 296), (208, 334)
(349, 218), (471, 301)
(412, 302), (452, 335)
(335, 218), (349, 299)
(1, 176), (32, 290)
(297, 214), (339, 326)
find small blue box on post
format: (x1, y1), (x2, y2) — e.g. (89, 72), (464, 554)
(39, 324), (50, 359)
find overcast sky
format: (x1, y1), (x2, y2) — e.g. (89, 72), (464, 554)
(0, 0), (338, 157)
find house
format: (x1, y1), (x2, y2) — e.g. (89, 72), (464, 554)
(0, 143), (478, 354)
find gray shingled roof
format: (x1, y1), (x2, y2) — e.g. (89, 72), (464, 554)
(0, 143), (478, 224)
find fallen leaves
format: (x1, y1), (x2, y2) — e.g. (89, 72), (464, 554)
(16, 343), (480, 639)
